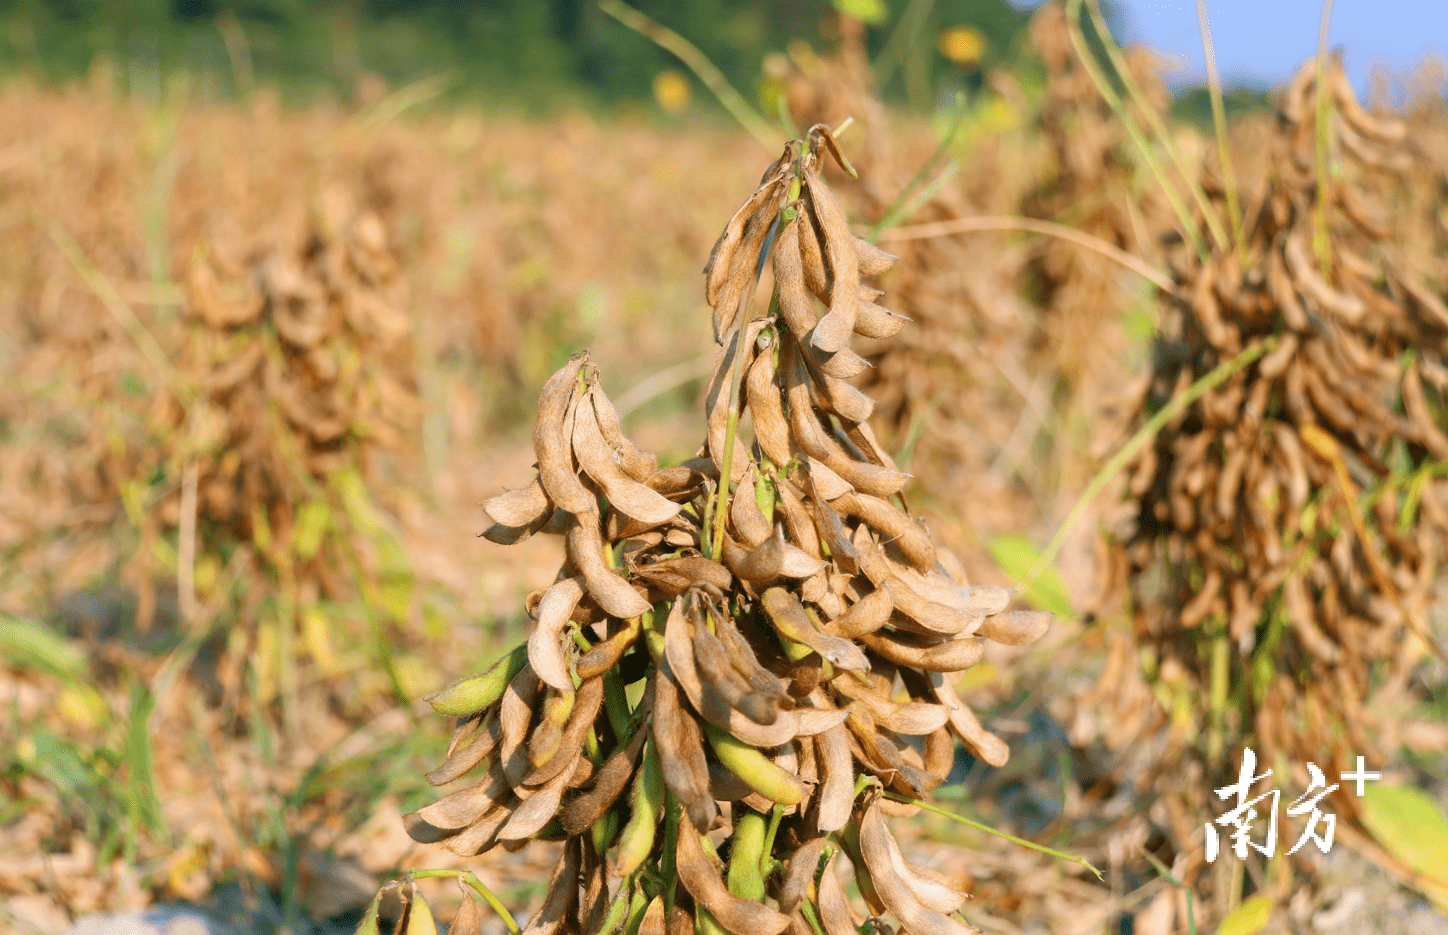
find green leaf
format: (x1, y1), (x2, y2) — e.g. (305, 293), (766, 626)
(831, 0), (888, 25)
(0, 617), (85, 679)
(1215, 895), (1273, 935)
(1360, 784), (1448, 910)
(124, 682), (168, 839)
(986, 534), (1074, 619)
(294, 498), (331, 560)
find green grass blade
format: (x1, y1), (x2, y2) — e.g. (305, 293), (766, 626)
(1028, 338), (1275, 583)
(888, 791), (1103, 879)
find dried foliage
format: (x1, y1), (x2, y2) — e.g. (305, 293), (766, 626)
(403, 129), (1051, 935)
(1091, 56), (1448, 900)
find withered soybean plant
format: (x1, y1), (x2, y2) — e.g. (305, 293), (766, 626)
(1106, 57), (1448, 873)
(398, 128), (1051, 935)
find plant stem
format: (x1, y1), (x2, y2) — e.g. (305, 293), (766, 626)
(1193, 0), (1244, 255)
(1313, 0), (1336, 276)
(1083, 0), (1230, 255)
(598, 0), (781, 152)
(880, 214), (1176, 293)
(1065, 0), (1209, 262)
(1028, 338), (1275, 583)
(884, 791), (1104, 879)
(710, 215), (782, 561)
(869, 92), (967, 240)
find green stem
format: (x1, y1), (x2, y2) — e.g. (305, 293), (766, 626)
(710, 224), (782, 561)
(598, 0), (781, 152)
(1065, 0), (1209, 262)
(1192, 0), (1244, 255)
(1083, 0), (1230, 254)
(884, 792), (1104, 880)
(1028, 338), (1275, 583)
(869, 93), (968, 240)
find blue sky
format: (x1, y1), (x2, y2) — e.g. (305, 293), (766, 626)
(1105, 1), (1448, 94)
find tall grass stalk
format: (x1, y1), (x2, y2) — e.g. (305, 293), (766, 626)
(873, 0), (938, 92)
(1193, 0), (1244, 255)
(1313, 0), (1336, 275)
(598, 0), (782, 152)
(880, 215), (1175, 293)
(1027, 337), (1276, 583)
(1084, 0), (1231, 255)
(1065, 0), (1209, 262)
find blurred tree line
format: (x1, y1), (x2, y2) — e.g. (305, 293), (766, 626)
(0, 0), (1041, 110)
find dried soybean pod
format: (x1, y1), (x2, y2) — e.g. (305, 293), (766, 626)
(705, 323), (762, 482)
(529, 576), (585, 692)
(446, 801), (514, 858)
(805, 342), (872, 379)
(500, 664), (543, 787)
(774, 215), (821, 343)
(638, 897), (666, 935)
(802, 173), (861, 354)
(773, 478), (822, 558)
(519, 838), (582, 935)
(798, 198), (832, 302)
(858, 798), (981, 935)
(809, 487), (858, 575)
(675, 813), (792, 935)
(974, 611), (1051, 647)
(667, 904), (696, 935)
(746, 350), (794, 468)
(535, 355), (594, 515)
(652, 672), (717, 831)
(573, 391), (682, 525)
(712, 205), (781, 345)
(925, 670), (1008, 767)
(922, 727), (953, 786)
(705, 178), (782, 307)
(1271, 420), (1310, 508)
(731, 466), (774, 548)
(567, 512), (652, 619)
(822, 586), (893, 638)
(1258, 332), (1299, 379)
(1268, 246), (1309, 332)
(522, 677), (604, 788)
(716, 614), (792, 703)
(856, 238), (898, 276)
(722, 526), (785, 582)
(590, 386), (657, 481)
(499, 764), (571, 840)
(834, 491), (934, 573)
(558, 726), (647, 835)
(816, 854), (858, 935)
(778, 837), (827, 913)
(404, 765), (510, 842)
(853, 299), (908, 340)
(781, 336), (833, 460)
(694, 618), (777, 725)
(813, 723), (854, 832)
(483, 478), (552, 528)
(427, 710), (503, 786)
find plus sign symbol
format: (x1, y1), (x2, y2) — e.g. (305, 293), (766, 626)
(1340, 756), (1382, 796)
